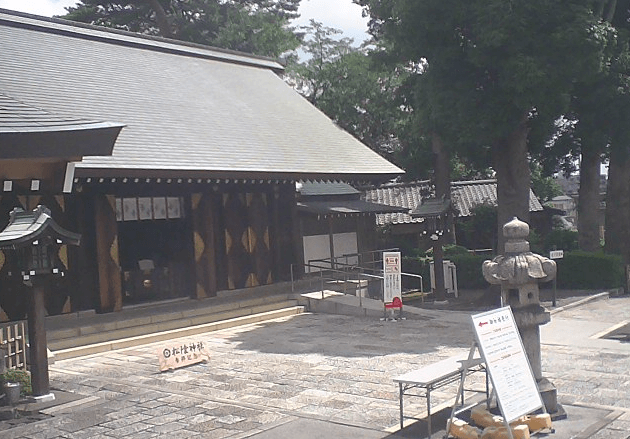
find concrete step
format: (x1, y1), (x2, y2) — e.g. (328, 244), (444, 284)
(50, 305), (305, 361)
(47, 298), (300, 350)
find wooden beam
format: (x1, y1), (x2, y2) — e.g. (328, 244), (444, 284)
(191, 193), (218, 299)
(94, 194), (122, 312)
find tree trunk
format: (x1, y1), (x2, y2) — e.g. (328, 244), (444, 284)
(431, 134), (449, 301)
(577, 147), (602, 252)
(432, 134), (456, 244)
(604, 145), (630, 263)
(493, 116), (531, 253)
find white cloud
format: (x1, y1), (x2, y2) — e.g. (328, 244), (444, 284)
(0, 0), (370, 44)
(293, 0), (369, 44)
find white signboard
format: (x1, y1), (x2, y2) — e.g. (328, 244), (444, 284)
(549, 250), (564, 259)
(471, 307), (543, 422)
(383, 251), (402, 306)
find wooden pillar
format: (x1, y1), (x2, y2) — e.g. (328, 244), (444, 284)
(94, 194), (122, 312)
(271, 186), (282, 282)
(191, 193), (218, 299)
(28, 283), (49, 396)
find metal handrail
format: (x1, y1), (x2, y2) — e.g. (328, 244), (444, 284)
(291, 260), (424, 305)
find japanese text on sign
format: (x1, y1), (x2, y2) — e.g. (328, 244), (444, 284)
(471, 307), (543, 423)
(157, 340), (210, 372)
(383, 251), (402, 306)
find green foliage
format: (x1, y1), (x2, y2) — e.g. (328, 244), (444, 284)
(544, 229), (580, 253)
(448, 254), (489, 290)
(530, 161), (563, 203)
(424, 244), (469, 257)
(286, 20), (413, 162)
(457, 203), (497, 251)
(61, 0), (301, 57)
(403, 251), (488, 290)
(556, 251), (624, 289)
(1, 369), (32, 396)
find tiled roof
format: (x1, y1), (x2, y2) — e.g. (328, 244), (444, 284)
(362, 181), (430, 226)
(0, 92), (124, 159)
(451, 179), (543, 217)
(363, 179), (543, 226)
(0, 93), (119, 134)
(0, 10), (403, 181)
(297, 181), (359, 197)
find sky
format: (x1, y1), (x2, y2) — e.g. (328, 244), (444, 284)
(0, 0), (370, 44)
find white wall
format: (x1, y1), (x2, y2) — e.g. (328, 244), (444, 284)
(303, 232), (358, 272)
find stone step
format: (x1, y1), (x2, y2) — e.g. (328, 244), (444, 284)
(48, 299), (300, 351)
(51, 305), (305, 361)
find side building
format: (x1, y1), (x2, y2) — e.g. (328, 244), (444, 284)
(0, 10), (402, 320)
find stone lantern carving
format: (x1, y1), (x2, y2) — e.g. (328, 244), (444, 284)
(482, 217), (561, 415)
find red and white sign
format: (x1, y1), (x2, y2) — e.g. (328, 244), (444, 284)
(383, 251), (402, 307)
(471, 307), (543, 422)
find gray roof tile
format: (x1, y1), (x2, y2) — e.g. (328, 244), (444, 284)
(362, 181), (430, 226)
(363, 179), (543, 226)
(451, 179), (543, 216)
(0, 10), (403, 181)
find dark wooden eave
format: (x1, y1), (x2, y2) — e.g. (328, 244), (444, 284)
(0, 93), (124, 159)
(297, 200), (409, 219)
(410, 197), (454, 219)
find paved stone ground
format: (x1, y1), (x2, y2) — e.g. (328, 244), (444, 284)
(1, 293), (630, 438)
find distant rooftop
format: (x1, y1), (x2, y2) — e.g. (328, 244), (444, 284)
(363, 179), (543, 227)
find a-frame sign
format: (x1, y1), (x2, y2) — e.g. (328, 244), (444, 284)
(471, 306), (544, 438)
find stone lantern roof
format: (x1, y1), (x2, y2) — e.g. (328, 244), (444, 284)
(0, 205), (80, 250)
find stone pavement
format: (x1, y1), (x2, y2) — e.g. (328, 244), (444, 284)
(1, 293), (630, 438)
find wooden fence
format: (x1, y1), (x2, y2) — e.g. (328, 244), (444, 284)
(0, 321), (27, 371)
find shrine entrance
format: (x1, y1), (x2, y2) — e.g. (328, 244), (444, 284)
(116, 196), (194, 304)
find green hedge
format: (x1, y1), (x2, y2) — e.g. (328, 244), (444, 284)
(556, 251), (624, 289)
(403, 250), (625, 291)
(402, 254), (488, 290)
(448, 254), (489, 289)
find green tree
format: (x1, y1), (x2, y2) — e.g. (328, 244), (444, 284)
(61, 0), (301, 57)
(286, 20), (412, 159)
(357, 0), (610, 251)
(530, 161), (562, 204)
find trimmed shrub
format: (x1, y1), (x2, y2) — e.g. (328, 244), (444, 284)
(544, 229), (579, 253)
(1, 369), (32, 396)
(401, 256), (430, 290)
(402, 254), (489, 290)
(448, 254), (489, 289)
(556, 251), (624, 290)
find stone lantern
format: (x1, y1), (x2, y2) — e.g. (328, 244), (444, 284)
(0, 205), (80, 401)
(482, 217), (560, 414)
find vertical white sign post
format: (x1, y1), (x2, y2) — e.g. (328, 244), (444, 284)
(471, 307), (544, 429)
(383, 251), (402, 313)
(549, 250), (563, 307)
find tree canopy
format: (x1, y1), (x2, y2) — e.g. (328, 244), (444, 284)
(286, 20), (416, 164)
(356, 0), (612, 249)
(61, 0), (301, 57)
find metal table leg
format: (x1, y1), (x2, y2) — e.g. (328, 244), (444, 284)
(399, 382), (404, 429)
(427, 386), (432, 439)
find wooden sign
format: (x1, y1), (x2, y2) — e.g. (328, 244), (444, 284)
(471, 307), (543, 423)
(383, 251), (402, 307)
(158, 340), (210, 372)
